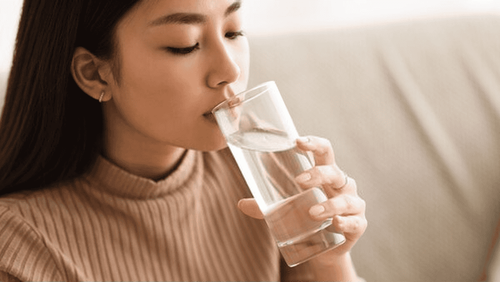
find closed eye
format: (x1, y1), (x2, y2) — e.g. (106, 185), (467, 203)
(166, 43), (200, 55)
(226, 30), (245, 40)
(165, 30), (243, 55)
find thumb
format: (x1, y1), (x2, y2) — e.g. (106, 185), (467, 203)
(237, 198), (264, 219)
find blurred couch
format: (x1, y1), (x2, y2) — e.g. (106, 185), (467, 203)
(248, 12), (500, 282)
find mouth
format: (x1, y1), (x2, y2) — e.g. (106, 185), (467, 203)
(204, 98), (228, 124)
(203, 111), (217, 123)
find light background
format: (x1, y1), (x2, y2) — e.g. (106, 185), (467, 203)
(1, 0), (500, 94)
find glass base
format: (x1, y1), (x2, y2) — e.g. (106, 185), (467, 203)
(278, 224), (346, 267)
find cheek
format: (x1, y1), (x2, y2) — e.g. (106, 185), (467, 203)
(111, 56), (199, 137)
(237, 38), (251, 86)
(119, 43), (198, 106)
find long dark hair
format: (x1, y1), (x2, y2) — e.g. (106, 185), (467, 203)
(0, 0), (140, 195)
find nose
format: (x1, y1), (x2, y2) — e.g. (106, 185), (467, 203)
(206, 39), (241, 89)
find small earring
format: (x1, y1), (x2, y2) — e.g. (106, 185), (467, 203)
(98, 91), (105, 103)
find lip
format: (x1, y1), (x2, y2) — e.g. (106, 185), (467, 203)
(204, 98), (229, 123)
(205, 87), (242, 123)
(203, 111), (217, 123)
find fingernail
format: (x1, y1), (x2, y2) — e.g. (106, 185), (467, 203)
(295, 172), (311, 183)
(310, 205), (325, 217)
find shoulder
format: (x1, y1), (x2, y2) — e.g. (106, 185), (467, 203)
(0, 181), (78, 222)
(0, 200), (64, 281)
(0, 189), (45, 223)
(0, 181), (84, 281)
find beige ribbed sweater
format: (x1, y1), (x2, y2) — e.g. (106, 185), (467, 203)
(0, 149), (310, 281)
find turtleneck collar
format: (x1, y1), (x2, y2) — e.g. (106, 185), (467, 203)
(84, 150), (201, 199)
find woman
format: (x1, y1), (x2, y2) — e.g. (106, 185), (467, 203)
(0, 0), (367, 281)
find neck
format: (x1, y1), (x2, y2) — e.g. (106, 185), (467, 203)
(102, 144), (187, 181)
(102, 125), (187, 181)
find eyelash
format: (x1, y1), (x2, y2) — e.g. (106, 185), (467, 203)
(167, 43), (200, 55)
(226, 30), (245, 40)
(166, 30), (245, 55)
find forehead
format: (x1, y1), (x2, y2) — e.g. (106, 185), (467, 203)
(121, 0), (239, 27)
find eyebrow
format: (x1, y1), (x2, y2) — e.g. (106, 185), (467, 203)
(149, 0), (242, 27)
(225, 0), (241, 17)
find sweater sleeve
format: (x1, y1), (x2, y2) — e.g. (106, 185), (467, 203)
(0, 271), (22, 282)
(0, 206), (63, 282)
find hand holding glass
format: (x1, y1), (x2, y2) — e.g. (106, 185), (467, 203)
(212, 81), (345, 267)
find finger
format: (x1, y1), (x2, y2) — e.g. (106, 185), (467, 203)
(296, 136), (335, 165)
(333, 215), (368, 236)
(295, 166), (351, 192)
(309, 194), (365, 220)
(237, 198), (264, 219)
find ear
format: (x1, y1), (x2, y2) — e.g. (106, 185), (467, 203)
(71, 47), (114, 102)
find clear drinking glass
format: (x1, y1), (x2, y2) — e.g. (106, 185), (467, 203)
(212, 81), (345, 267)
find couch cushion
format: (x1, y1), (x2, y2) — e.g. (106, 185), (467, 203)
(248, 13), (500, 282)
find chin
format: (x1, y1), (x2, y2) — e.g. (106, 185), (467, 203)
(208, 142), (229, 152)
(186, 131), (229, 152)
(199, 138), (229, 152)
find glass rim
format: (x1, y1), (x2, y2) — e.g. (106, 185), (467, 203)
(211, 81), (276, 114)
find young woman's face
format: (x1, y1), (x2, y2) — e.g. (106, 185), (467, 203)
(104, 0), (249, 152)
